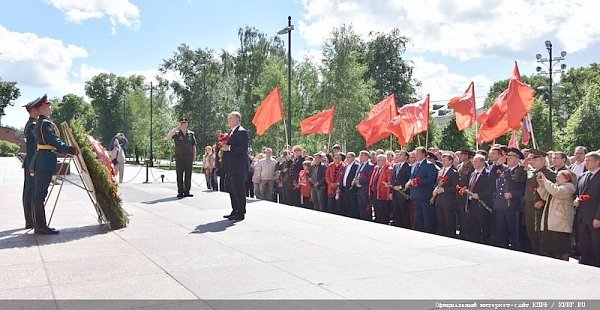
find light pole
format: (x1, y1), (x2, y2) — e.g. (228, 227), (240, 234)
(536, 40), (567, 150)
(277, 16), (294, 146)
(144, 82), (157, 183)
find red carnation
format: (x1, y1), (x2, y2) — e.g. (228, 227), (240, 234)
(218, 133), (229, 143)
(411, 177), (421, 186)
(529, 187), (537, 193)
(579, 194), (591, 202)
(458, 186), (467, 196)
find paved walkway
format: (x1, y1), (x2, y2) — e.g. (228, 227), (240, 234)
(1, 157), (600, 308)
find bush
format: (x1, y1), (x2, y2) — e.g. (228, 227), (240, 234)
(0, 140), (20, 157)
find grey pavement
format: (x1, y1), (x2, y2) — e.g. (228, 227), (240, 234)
(2, 157), (600, 308)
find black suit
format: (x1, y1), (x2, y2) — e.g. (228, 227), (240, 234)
(462, 169), (494, 244)
(222, 125), (249, 218)
(576, 170), (600, 267)
(356, 162), (374, 221)
(340, 162), (359, 218)
(390, 162), (411, 228)
(435, 167), (459, 237)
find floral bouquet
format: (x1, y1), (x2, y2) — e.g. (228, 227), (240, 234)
(459, 186), (492, 213)
(579, 194), (591, 202)
(430, 175), (449, 204)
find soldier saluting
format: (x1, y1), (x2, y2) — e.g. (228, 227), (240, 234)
(30, 95), (79, 234)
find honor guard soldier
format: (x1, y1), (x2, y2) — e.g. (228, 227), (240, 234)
(21, 95), (44, 229)
(31, 96), (79, 234)
(166, 117), (197, 198)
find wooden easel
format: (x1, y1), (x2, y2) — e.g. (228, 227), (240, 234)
(45, 123), (109, 228)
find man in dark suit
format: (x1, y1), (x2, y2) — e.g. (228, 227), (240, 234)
(462, 154), (494, 244)
(289, 146), (305, 207)
(339, 152), (359, 218)
(309, 152), (327, 212)
(492, 148), (526, 249)
(456, 150), (475, 237)
(406, 147), (438, 233)
(221, 111), (250, 222)
(433, 153), (459, 237)
(355, 150), (374, 221)
(390, 150), (411, 228)
(574, 152), (600, 267)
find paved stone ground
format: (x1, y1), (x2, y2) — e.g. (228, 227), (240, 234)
(1, 157), (600, 308)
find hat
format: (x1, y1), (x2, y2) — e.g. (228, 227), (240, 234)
(179, 117), (188, 122)
(506, 147), (524, 160)
(499, 145), (509, 154)
(332, 144), (341, 150)
(427, 151), (438, 161)
(529, 149), (547, 158)
(313, 151), (325, 157)
(460, 149), (475, 157)
(23, 94), (48, 111)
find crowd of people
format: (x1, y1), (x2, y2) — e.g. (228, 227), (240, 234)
(204, 142), (600, 267)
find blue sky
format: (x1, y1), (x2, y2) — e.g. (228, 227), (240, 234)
(1, 0), (599, 129)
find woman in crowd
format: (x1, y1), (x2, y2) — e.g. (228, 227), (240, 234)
(202, 146), (215, 190)
(536, 169), (576, 261)
(109, 132), (128, 183)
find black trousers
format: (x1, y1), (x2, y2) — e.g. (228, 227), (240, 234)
(578, 220), (600, 267)
(176, 155), (193, 195)
(391, 192), (410, 228)
(33, 170), (53, 229)
(22, 168), (34, 226)
(227, 172), (247, 217)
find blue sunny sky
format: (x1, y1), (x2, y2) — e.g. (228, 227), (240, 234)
(1, 0), (599, 129)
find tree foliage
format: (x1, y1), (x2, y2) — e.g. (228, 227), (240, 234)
(438, 115), (469, 151)
(0, 78), (20, 125)
(563, 84), (600, 153)
(52, 94), (94, 130)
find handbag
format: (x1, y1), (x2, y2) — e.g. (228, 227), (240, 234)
(112, 150), (119, 165)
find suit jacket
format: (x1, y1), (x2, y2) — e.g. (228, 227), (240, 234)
(222, 125), (249, 176)
(356, 162), (374, 195)
(409, 159), (438, 201)
(340, 162), (359, 192)
(325, 162), (345, 197)
(457, 161), (475, 188)
(289, 156), (305, 188)
(309, 163), (327, 190)
(575, 170), (600, 225)
(435, 167), (459, 208)
(369, 164), (392, 201)
(467, 169), (494, 209)
(391, 162), (411, 188)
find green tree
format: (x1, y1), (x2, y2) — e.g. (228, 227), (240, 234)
(563, 84), (600, 153)
(320, 24), (376, 152)
(0, 79), (20, 126)
(364, 28), (415, 104)
(84, 73), (133, 144)
(52, 94), (94, 130)
(438, 114), (469, 151)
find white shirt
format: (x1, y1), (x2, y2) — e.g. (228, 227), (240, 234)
(571, 161), (585, 178)
(343, 163), (355, 187)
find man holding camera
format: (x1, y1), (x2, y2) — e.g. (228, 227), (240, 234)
(167, 117), (197, 198)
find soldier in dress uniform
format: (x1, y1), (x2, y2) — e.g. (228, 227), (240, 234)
(30, 96), (79, 234)
(21, 95), (44, 229)
(523, 149), (556, 254)
(166, 117), (197, 198)
(492, 148), (527, 249)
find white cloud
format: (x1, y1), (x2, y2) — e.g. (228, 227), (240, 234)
(297, 49), (323, 67)
(45, 0), (140, 34)
(299, 0), (600, 60)
(0, 25), (88, 93)
(410, 56), (493, 108)
(78, 63), (109, 81)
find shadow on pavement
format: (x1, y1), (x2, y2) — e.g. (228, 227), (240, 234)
(0, 224), (111, 250)
(141, 196), (181, 204)
(191, 219), (234, 234)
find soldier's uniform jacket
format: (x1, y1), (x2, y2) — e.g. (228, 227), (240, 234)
(30, 116), (75, 173)
(457, 160), (475, 188)
(172, 130), (196, 157)
(491, 164), (527, 210)
(23, 117), (37, 169)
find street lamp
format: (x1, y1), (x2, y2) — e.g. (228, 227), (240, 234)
(144, 82), (157, 183)
(535, 40), (567, 149)
(277, 16), (294, 146)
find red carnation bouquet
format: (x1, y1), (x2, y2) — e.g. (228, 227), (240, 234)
(430, 175), (449, 204)
(579, 194), (591, 202)
(411, 177), (421, 187)
(218, 133), (229, 144)
(529, 187), (537, 194)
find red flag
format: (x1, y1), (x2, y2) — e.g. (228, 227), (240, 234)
(448, 82), (476, 131)
(508, 132), (519, 149)
(300, 104), (335, 135)
(252, 87), (284, 136)
(387, 94), (430, 146)
(521, 116), (531, 145)
(477, 62), (534, 143)
(356, 94), (396, 147)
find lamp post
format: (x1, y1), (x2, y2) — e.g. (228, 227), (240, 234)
(144, 82), (157, 184)
(535, 40), (567, 150)
(277, 16), (294, 146)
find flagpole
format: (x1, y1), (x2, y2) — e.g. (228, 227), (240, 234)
(390, 136), (393, 150)
(475, 122), (479, 151)
(282, 117), (289, 147)
(425, 129), (429, 150)
(527, 114), (538, 150)
(327, 132), (332, 152)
